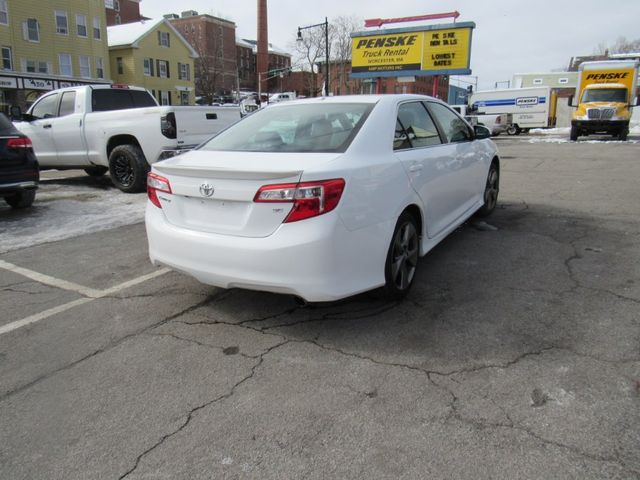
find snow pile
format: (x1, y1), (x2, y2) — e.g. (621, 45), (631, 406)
(0, 175), (147, 253)
(528, 137), (639, 144)
(529, 127), (571, 135)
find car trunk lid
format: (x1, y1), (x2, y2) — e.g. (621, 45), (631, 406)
(152, 150), (338, 237)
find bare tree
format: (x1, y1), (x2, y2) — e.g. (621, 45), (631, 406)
(290, 25), (327, 96)
(610, 36), (640, 54)
(331, 15), (362, 95)
(180, 24), (226, 104)
(593, 36), (640, 55)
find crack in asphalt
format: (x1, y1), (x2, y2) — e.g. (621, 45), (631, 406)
(145, 332), (263, 360)
(0, 291), (227, 403)
(117, 338), (289, 480)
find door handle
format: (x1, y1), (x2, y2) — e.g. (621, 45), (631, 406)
(409, 164), (423, 172)
(42, 124), (52, 129)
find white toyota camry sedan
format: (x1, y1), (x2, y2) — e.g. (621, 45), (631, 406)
(145, 95), (500, 302)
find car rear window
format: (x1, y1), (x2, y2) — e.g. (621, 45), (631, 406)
(91, 89), (156, 111)
(199, 102), (374, 153)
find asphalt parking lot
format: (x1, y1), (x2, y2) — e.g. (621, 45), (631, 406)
(1, 133), (639, 479)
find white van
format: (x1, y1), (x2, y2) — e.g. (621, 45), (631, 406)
(469, 87), (557, 134)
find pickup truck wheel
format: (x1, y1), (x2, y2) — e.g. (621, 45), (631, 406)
(507, 125), (521, 136)
(5, 189), (36, 209)
(570, 126), (579, 141)
(109, 145), (148, 193)
(84, 166), (108, 177)
(476, 162), (499, 217)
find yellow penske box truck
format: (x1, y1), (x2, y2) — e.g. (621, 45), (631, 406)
(569, 60), (639, 141)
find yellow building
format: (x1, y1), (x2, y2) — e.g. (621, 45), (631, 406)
(107, 18), (197, 105)
(0, 0), (111, 111)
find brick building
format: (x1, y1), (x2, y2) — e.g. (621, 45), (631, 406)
(237, 39), (291, 93)
(168, 11), (237, 100)
(104, 0), (145, 26)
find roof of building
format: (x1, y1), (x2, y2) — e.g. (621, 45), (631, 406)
(238, 38), (291, 57)
(107, 18), (198, 58)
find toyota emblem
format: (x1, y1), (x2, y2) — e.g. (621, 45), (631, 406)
(199, 183), (215, 197)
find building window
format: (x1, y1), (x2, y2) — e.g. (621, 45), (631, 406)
(93, 17), (101, 39)
(79, 56), (90, 78)
(96, 57), (104, 78)
(114, 0), (120, 12)
(115, 14), (121, 25)
(158, 31), (170, 47)
(178, 62), (190, 80)
(1, 46), (12, 70)
(158, 60), (168, 78)
(76, 15), (87, 37)
(104, 0), (114, 8)
(533, 78), (543, 85)
(55, 11), (68, 35)
(160, 91), (170, 105)
(0, 0), (7, 25)
(59, 53), (72, 76)
(559, 78), (569, 84)
(180, 91), (189, 105)
(116, 57), (123, 75)
(143, 58), (154, 76)
(24, 60), (49, 74)
(23, 18), (40, 42)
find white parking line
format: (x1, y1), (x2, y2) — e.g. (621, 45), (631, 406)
(0, 264), (171, 336)
(0, 260), (103, 298)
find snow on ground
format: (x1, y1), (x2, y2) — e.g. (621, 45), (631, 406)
(0, 172), (147, 254)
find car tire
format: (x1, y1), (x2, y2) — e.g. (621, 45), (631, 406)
(570, 126), (578, 141)
(5, 189), (36, 209)
(383, 212), (419, 300)
(84, 166), (108, 177)
(476, 162), (499, 217)
(108, 144), (148, 193)
(507, 125), (521, 136)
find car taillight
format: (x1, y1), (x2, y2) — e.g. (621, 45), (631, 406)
(254, 179), (345, 223)
(147, 172), (172, 208)
(7, 137), (33, 149)
(161, 112), (177, 139)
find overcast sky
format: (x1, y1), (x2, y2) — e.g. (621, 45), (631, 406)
(140, 0), (640, 90)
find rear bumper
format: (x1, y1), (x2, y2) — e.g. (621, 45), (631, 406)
(157, 145), (199, 162)
(145, 203), (391, 302)
(0, 166), (39, 195)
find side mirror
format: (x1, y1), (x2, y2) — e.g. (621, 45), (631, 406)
(567, 95), (574, 108)
(9, 105), (22, 121)
(474, 125), (491, 140)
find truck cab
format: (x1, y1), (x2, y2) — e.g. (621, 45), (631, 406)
(570, 60), (639, 141)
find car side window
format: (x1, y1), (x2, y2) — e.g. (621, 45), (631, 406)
(427, 102), (473, 143)
(395, 102), (442, 150)
(58, 91), (76, 117)
(31, 93), (60, 120)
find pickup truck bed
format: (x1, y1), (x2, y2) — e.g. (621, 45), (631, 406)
(14, 85), (239, 192)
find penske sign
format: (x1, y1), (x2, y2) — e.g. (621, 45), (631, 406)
(351, 22), (474, 78)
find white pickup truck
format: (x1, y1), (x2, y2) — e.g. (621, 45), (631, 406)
(13, 85), (239, 192)
(451, 104), (512, 137)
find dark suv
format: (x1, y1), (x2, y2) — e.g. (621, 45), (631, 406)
(0, 113), (39, 209)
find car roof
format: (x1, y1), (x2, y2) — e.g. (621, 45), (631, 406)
(278, 94), (442, 107)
